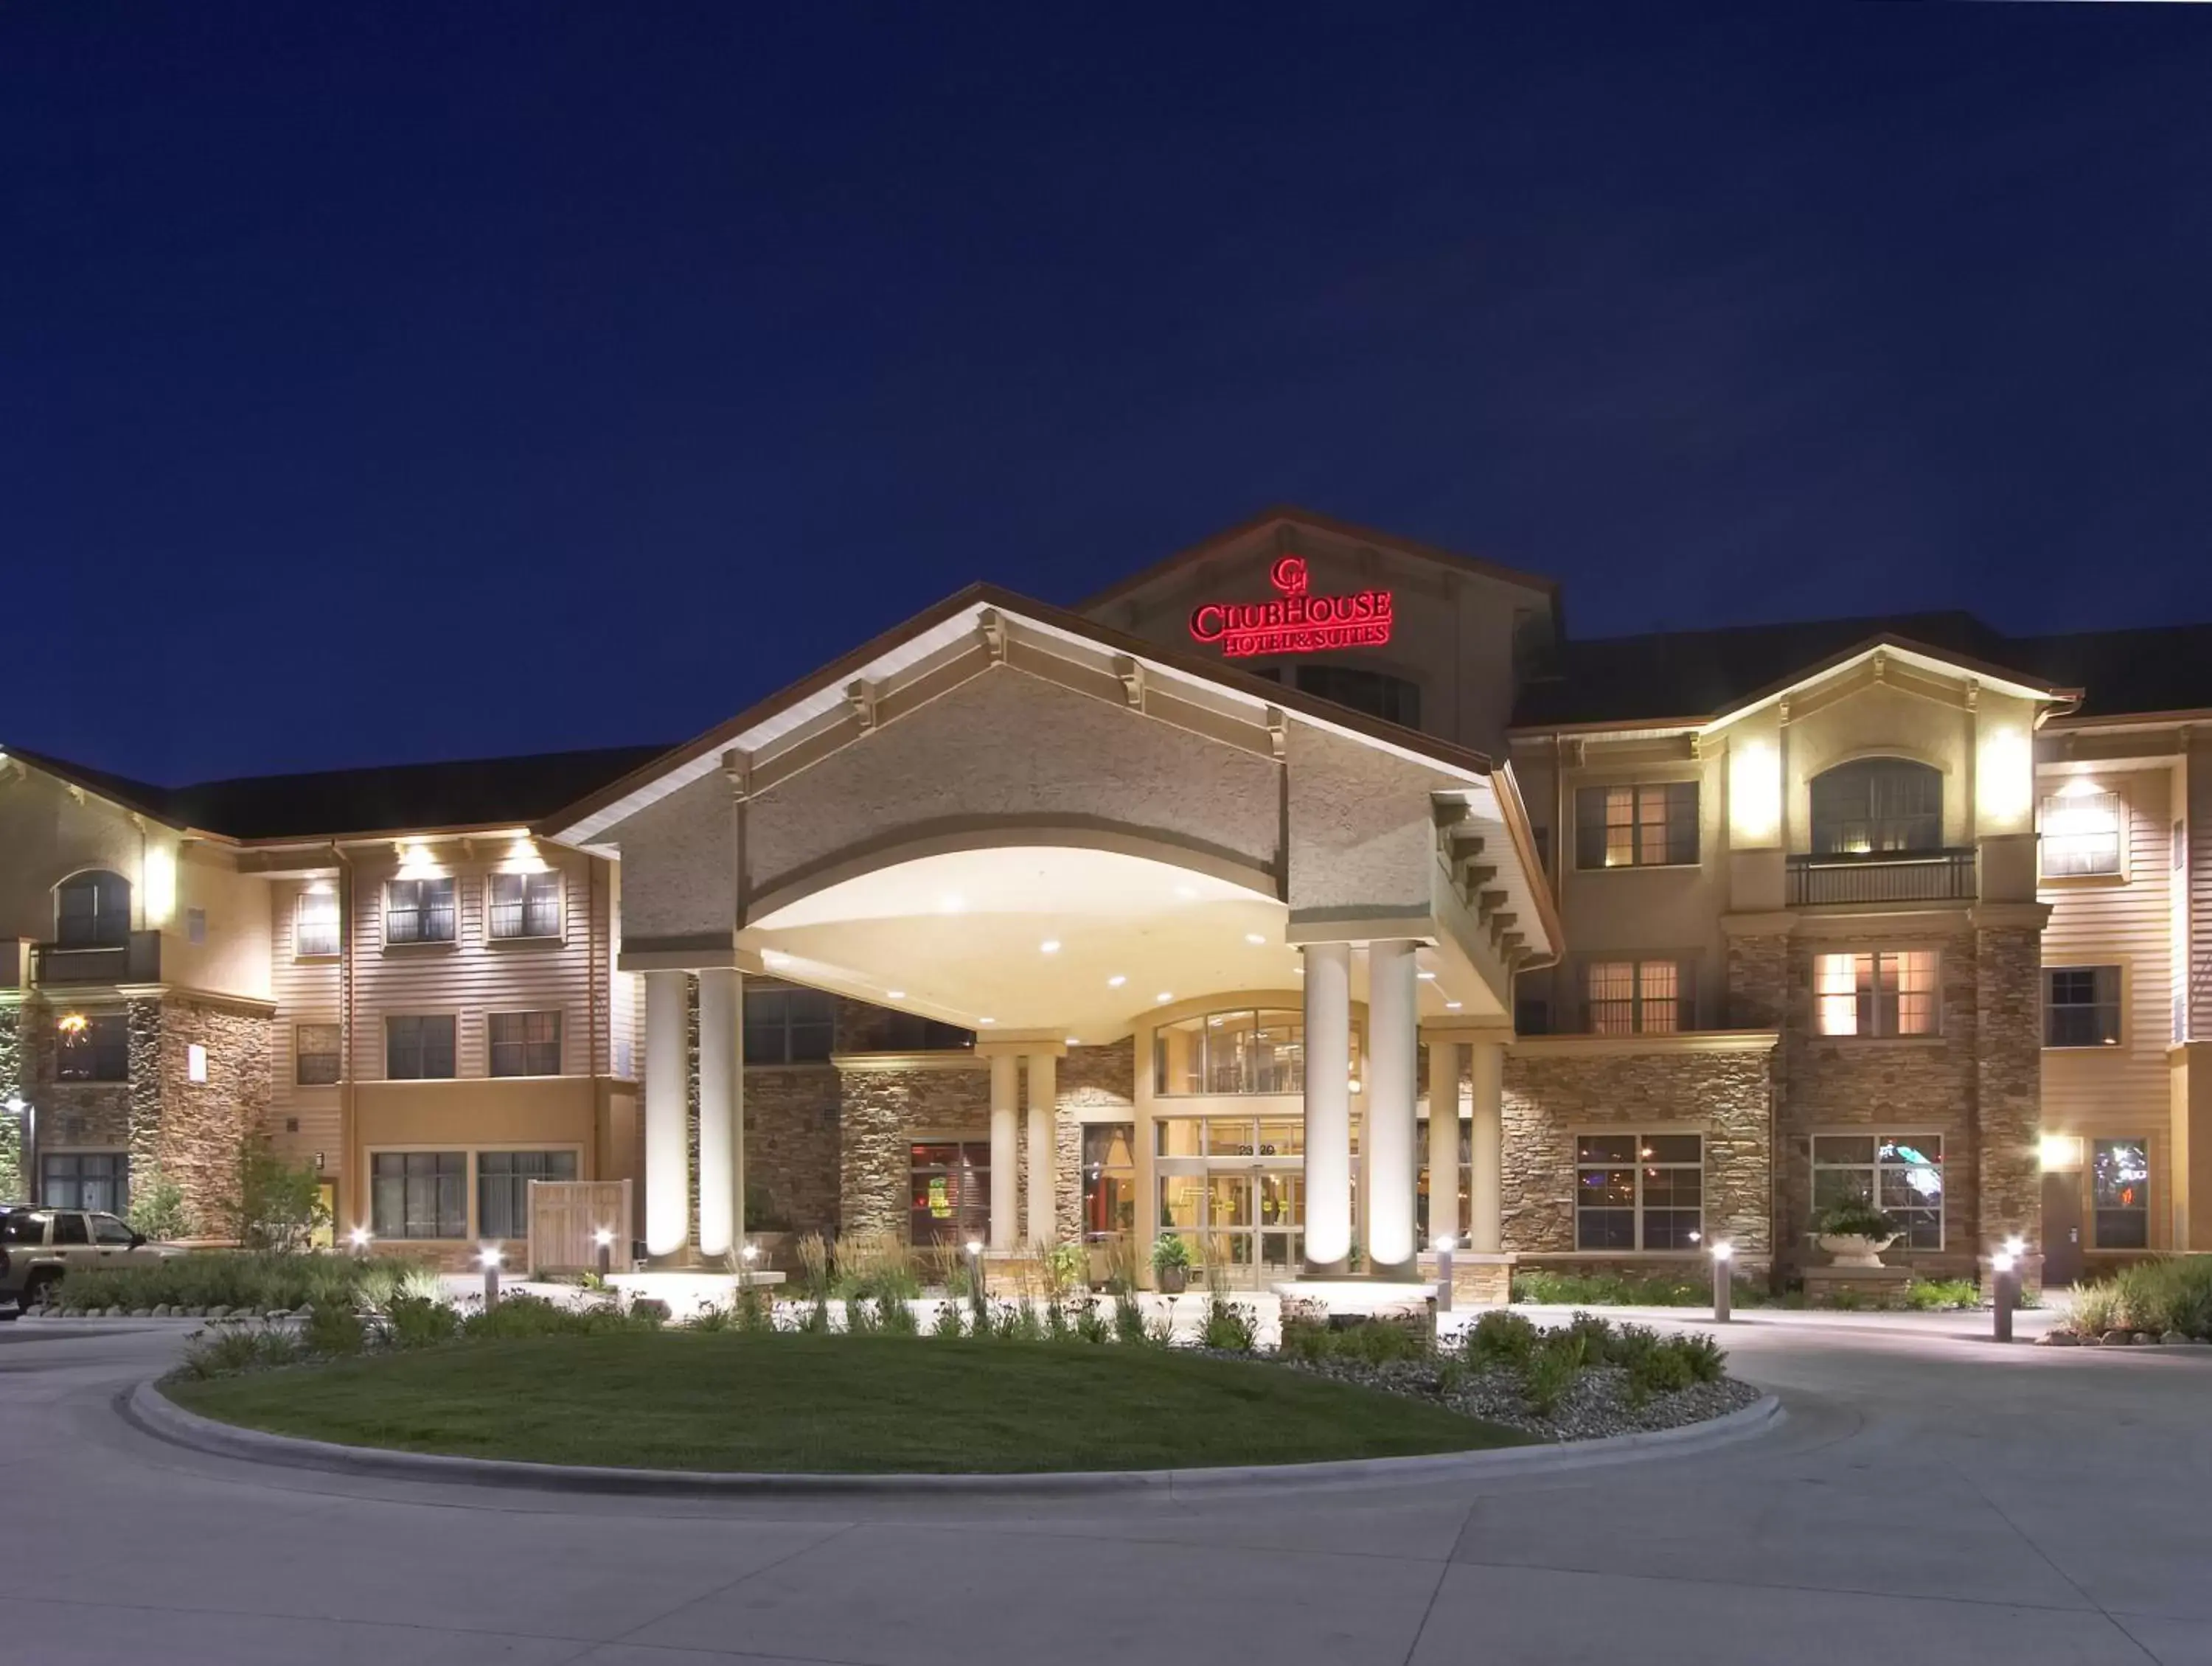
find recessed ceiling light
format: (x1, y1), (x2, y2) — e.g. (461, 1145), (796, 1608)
(1156, 991), (1173, 1003)
(939, 894), (964, 913)
(1174, 884), (1198, 900)
(1245, 933), (1266, 945)
(1107, 975), (1127, 988)
(977, 1017), (996, 1025)
(1065, 1036), (1080, 1046)
(762, 950), (790, 966)
(1040, 940), (1060, 954)
(1445, 1000), (1463, 1011)
(886, 990), (905, 1000)
(1418, 970), (1437, 981)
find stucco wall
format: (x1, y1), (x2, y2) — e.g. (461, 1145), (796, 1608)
(1283, 721), (1465, 919)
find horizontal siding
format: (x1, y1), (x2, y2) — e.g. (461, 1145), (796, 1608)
(2040, 768), (2174, 1244)
(347, 845), (607, 1084)
(265, 877), (342, 1164)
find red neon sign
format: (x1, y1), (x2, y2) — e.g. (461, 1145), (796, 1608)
(1188, 555), (1394, 658)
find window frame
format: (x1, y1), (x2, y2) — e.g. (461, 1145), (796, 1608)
(908, 1139), (992, 1246)
(39, 1151), (130, 1214)
(1813, 949), (1941, 1038)
(56, 1012), (131, 1082)
(475, 1147), (581, 1241)
(1573, 781), (1700, 870)
(487, 1008), (564, 1078)
(1810, 1131), (1945, 1251)
(2039, 787), (2126, 881)
(487, 871), (564, 942)
(293, 888), (341, 959)
(742, 986), (836, 1065)
(54, 870), (132, 949)
(1581, 958), (1693, 1034)
(1152, 1007), (1310, 1096)
(2044, 964), (2123, 1049)
(369, 1149), (469, 1240)
(383, 876), (458, 947)
(294, 1022), (343, 1086)
(383, 1013), (459, 1081)
(2090, 1137), (2149, 1250)
(1572, 1130), (1704, 1252)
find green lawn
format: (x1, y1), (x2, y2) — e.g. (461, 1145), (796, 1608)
(167, 1334), (1528, 1473)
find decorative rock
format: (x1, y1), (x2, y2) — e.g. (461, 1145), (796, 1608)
(185, 1306), (206, 1318)
(130, 1308), (152, 1319)
(105, 1306), (125, 1318)
(629, 1297), (672, 1323)
(2101, 1329), (2136, 1345)
(2160, 1331), (2189, 1345)
(2042, 1331), (2082, 1346)
(206, 1305), (229, 1319)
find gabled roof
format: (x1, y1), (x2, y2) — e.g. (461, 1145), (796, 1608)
(1079, 505), (1559, 614)
(1, 743), (668, 843)
(1511, 611), (2077, 731)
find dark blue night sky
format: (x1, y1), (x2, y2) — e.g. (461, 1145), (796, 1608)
(7, 3), (2209, 784)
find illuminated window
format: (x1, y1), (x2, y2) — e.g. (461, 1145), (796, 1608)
(2091, 1137), (2148, 1249)
(55, 871), (131, 949)
(1083, 1123), (1137, 1238)
(2041, 788), (2122, 878)
(294, 890), (339, 958)
(1584, 960), (1688, 1034)
(384, 877), (456, 945)
(1574, 1133), (1702, 1250)
(488, 1010), (563, 1077)
(1574, 783), (1697, 868)
(295, 1023), (342, 1085)
(384, 1014), (457, 1080)
(1813, 1134), (1943, 1250)
(488, 871), (562, 939)
(371, 1151), (465, 1238)
(1152, 1009), (1309, 1095)
(1813, 950), (1939, 1036)
(908, 1141), (990, 1246)
(2045, 966), (2121, 1048)
(56, 1013), (129, 1081)
(1809, 760), (1942, 854)
(41, 1151), (129, 1213)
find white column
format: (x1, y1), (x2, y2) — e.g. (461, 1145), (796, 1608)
(696, 968), (740, 1259)
(1427, 1039), (1464, 1246)
(1468, 1039), (1504, 1254)
(1026, 1050), (1057, 1245)
(1301, 941), (1353, 1275)
(989, 1052), (1020, 1251)
(1366, 939), (1420, 1278)
(643, 969), (690, 1258)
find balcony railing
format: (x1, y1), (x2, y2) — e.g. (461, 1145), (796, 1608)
(30, 930), (162, 986)
(1786, 849), (1977, 907)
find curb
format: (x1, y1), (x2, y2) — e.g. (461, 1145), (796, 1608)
(125, 1379), (1784, 1499)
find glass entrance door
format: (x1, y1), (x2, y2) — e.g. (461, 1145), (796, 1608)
(1155, 1115), (1314, 1288)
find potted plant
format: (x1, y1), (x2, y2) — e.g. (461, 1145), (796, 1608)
(1815, 1199), (1901, 1268)
(1151, 1233), (1192, 1294)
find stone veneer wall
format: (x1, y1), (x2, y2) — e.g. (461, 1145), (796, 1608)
(1500, 1045), (1774, 1261)
(0, 1004), (25, 1198)
(837, 1062), (990, 1239)
(1054, 1042), (1135, 1242)
(745, 1066), (841, 1235)
(1975, 925), (2045, 1257)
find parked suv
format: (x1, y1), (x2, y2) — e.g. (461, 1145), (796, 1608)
(0, 1205), (178, 1316)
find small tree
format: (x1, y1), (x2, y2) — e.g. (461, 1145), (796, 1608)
(226, 1141), (329, 1251)
(126, 1162), (196, 1241)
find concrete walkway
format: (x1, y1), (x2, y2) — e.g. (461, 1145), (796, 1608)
(3, 1312), (2206, 1665)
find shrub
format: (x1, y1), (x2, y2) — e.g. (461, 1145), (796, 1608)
(1279, 1303), (1335, 1362)
(1112, 1287), (1150, 1345)
(1434, 1356), (1467, 1395)
(875, 1289), (919, 1336)
(1565, 1310), (1617, 1357)
(126, 1163), (196, 1241)
(1672, 1331), (1726, 1383)
(2071, 1256), (2212, 1339)
(173, 1322), (309, 1381)
(225, 1143), (330, 1252)
(385, 1294), (460, 1349)
(1201, 1293), (1257, 1353)
(1815, 1197), (1898, 1240)
(60, 1250), (425, 1315)
(302, 1302), (366, 1356)
(1337, 1317), (1426, 1365)
(1521, 1333), (1587, 1415)
(1904, 1278), (1981, 1311)
(1011, 1300), (1046, 1342)
(928, 1300), (967, 1338)
(794, 1233), (832, 1300)
(1074, 1302), (1110, 1345)
(1150, 1233), (1192, 1275)
(832, 1230), (921, 1301)
(1467, 1308), (1538, 1368)
(1625, 1343), (1696, 1401)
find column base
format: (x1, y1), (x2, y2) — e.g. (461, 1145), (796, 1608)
(1300, 1255), (1352, 1280)
(1368, 1255), (1419, 1283)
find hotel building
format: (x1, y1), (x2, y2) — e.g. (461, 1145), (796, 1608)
(3, 509), (2206, 1291)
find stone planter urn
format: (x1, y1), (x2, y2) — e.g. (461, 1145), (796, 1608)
(1817, 1233), (1898, 1269)
(1155, 1265), (1189, 1295)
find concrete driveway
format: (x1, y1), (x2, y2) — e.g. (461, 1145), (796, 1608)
(2, 1311), (2205, 1665)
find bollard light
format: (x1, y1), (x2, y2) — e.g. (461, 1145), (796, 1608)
(593, 1225), (614, 1279)
(479, 1244), (504, 1309)
(965, 1238), (986, 1300)
(1992, 1249), (2017, 1343)
(740, 1240), (759, 1289)
(1711, 1241), (1735, 1324)
(1432, 1234), (1455, 1314)
(347, 1225), (372, 1260)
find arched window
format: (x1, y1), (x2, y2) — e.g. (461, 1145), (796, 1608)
(1809, 759), (1943, 855)
(55, 871), (131, 949)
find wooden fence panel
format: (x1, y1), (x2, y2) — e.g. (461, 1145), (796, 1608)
(527, 1179), (632, 1272)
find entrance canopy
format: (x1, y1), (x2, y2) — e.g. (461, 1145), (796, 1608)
(546, 584), (1560, 1029)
